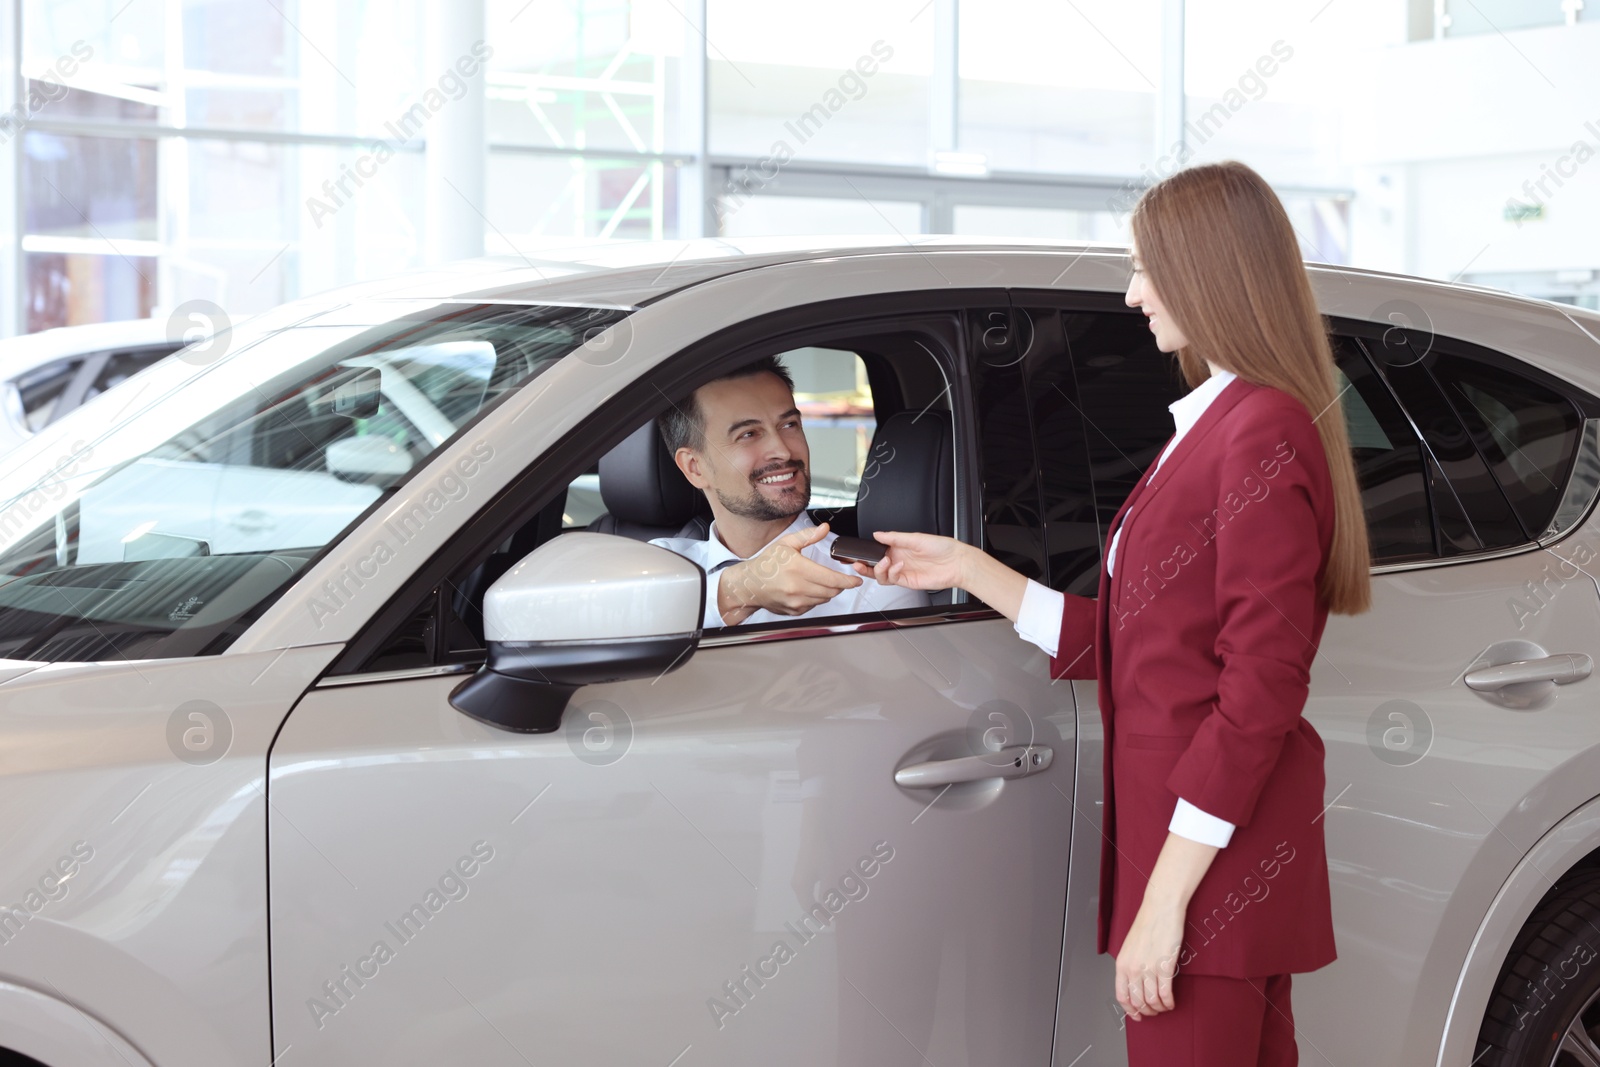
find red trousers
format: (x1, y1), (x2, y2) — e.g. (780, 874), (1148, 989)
(1124, 972), (1298, 1066)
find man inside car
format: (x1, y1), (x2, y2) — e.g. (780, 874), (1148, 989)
(650, 356), (929, 628)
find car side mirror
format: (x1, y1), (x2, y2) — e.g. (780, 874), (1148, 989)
(449, 532), (705, 733)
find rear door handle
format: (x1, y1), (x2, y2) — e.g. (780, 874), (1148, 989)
(1465, 654), (1593, 691)
(894, 745), (1054, 788)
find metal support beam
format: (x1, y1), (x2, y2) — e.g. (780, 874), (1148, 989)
(424, 0), (487, 265)
(677, 0), (709, 238)
(928, 0), (959, 232)
(0, 2), (19, 336)
(1156, 0), (1186, 170)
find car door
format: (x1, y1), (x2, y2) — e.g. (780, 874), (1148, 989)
(266, 299), (1078, 1066)
(999, 295), (1151, 1061)
(1038, 290), (1600, 1066)
(1294, 327), (1600, 1066)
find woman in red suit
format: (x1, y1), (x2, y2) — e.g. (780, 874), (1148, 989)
(853, 160), (1372, 1066)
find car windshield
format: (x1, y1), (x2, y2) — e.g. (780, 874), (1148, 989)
(0, 300), (628, 662)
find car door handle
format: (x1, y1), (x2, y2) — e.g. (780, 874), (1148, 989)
(1465, 654), (1593, 692)
(894, 745), (1054, 788)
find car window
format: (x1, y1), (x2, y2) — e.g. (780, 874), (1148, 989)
(1363, 331), (1529, 552)
(78, 345), (181, 408)
(1038, 307), (1166, 595)
(1428, 351), (1583, 539)
(1333, 340), (1435, 563)
(1049, 311), (1451, 575)
(562, 467), (603, 528)
(557, 345), (875, 534)
(971, 305), (1048, 588)
(349, 315), (960, 675)
(13, 356), (86, 432)
(0, 302), (629, 662)
(1063, 307), (1190, 587)
(786, 345), (877, 514)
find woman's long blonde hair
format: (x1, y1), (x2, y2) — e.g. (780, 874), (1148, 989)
(1129, 160), (1372, 615)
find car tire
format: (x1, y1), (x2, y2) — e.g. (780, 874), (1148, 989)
(1474, 867), (1600, 1066)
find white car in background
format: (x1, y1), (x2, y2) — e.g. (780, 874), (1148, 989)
(73, 341), (490, 563)
(0, 318), (192, 457)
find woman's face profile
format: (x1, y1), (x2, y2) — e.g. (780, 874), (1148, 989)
(1125, 243), (1191, 354)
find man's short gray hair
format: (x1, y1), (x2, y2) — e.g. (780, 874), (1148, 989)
(656, 355), (796, 456)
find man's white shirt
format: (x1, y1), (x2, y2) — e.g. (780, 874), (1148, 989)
(649, 510), (929, 630)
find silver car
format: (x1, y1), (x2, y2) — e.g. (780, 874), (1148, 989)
(0, 238), (1596, 1067)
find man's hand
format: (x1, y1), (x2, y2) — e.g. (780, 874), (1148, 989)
(717, 521), (861, 625)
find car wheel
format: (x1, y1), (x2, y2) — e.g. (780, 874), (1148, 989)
(1475, 867), (1600, 1066)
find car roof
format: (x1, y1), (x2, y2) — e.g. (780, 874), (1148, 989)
(315, 235), (1587, 324)
(315, 235), (1131, 308)
(0, 318), (179, 378)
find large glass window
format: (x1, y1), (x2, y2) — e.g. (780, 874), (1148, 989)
(1181, 0), (1387, 192)
(0, 301), (629, 661)
(487, 153), (675, 244)
(23, 0), (428, 138)
(958, 0), (1159, 177)
(486, 0), (688, 155)
(952, 205), (1123, 243)
(16, 0), (687, 331)
(707, 0), (933, 167)
(1442, 0), (1567, 37)
(716, 194), (921, 238)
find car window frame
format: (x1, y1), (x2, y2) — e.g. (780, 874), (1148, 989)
(1003, 293), (1600, 580)
(1328, 334), (1442, 564)
(325, 289), (1019, 679)
(73, 343), (184, 413)
(1321, 318), (1600, 572)
(1412, 331), (1594, 541)
(12, 355), (90, 432)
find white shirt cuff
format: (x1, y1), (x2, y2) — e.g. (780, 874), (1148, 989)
(1169, 797), (1235, 847)
(1013, 578), (1064, 658)
(704, 568), (730, 629)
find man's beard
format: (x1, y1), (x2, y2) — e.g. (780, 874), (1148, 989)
(715, 462), (811, 521)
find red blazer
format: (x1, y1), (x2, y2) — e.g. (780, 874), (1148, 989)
(1051, 375), (1338, 977)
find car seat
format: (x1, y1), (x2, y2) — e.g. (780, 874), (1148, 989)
(586, 422), (713, 541)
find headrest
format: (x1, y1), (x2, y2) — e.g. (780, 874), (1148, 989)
(598, 422), (708, 528)
(856, 410), (954, 539)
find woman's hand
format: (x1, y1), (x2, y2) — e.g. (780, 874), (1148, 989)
(847, 531), (969, 591)
(1114, 831), (1220, 1020)
(1115, 898), (1185, 1021)
(847, 531), (1032, 623)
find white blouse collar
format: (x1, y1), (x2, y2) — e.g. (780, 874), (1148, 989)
(1167, 367), (1237, 439)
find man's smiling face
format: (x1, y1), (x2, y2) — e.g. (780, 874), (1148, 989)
(685, 370), (812, 522)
